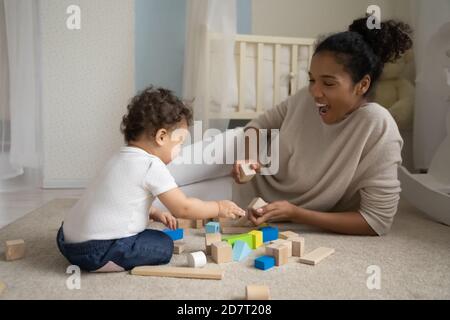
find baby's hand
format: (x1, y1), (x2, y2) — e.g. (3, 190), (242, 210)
(217, 200), (246, 219)
(152, 211), (177, 230)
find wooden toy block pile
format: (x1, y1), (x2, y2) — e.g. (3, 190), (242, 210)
(131, 197), (335, 281)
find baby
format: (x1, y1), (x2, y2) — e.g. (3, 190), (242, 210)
(57, 86), (245, 272)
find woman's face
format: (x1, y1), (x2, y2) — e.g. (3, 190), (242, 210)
(308, 51), (369, 125)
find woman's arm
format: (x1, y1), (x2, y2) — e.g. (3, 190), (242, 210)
(292, 207), (378, 236)
(249, 200), (378, 236)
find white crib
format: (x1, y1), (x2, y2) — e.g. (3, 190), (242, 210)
(204, 33), (316, 129)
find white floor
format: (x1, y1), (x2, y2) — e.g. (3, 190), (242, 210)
(0, 188), (83, 229)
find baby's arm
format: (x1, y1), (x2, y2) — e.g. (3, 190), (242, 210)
(158, 187), (245, 220)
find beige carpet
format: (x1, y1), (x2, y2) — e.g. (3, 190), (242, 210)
(0, 198), (449, 300)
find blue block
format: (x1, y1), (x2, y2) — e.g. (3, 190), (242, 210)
(259, 226), (278, 243)
(163, 228), (183, 241)
(205, 222), (220, 233)
(232, 240), (252, 262)
(254, 256), (275, 271)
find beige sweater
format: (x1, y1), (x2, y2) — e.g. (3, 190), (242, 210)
(246, 88), (403, 235)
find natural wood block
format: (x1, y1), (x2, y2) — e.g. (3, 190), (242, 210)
(279, 231), (299, 240)
(205, 233), (222, 255)
(246, 285), (270, 300)
(270, 239), (292, 257)
(265, 243), (279, 256)
(273, 244), (289, 266)
(239, 163), (256, 183)
(131, 266), (223, 280)
(211, 241), (232, 264)
(174, 241), (185, 254)
(247, 197), (268, 210)
(290, 237), (305, 257)
(0, 281), (6, 296)
(177, 218), (194, 229)
(195, 220), (203, 229)
(299, 247), (335, 265)
(5, 239), (25, 261)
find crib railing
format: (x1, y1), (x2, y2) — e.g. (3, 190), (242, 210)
(205, 33), (315, 128)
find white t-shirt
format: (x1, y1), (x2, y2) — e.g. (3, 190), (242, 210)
(63, 146), (178, 243)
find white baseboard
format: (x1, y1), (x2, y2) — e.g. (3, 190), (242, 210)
(42, 179), (88, 189)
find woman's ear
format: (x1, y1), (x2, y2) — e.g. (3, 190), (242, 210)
(154, 128), (168, 147)
(357, 75), (371, 96)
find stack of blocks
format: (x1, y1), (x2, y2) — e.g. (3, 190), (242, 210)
(205, 233), (222, 255)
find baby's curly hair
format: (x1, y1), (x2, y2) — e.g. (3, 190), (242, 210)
(120, 86), (193, 143)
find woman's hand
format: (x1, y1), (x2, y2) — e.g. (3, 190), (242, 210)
(231, 160), (261, 184)
(248, 200), (298, 225)
(217, 200), (246, 219)
(151, 210), (177, 230)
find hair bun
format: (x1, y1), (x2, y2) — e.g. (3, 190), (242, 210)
(349, 17), (413, 64)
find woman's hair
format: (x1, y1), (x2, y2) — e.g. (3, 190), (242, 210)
(314, 17), (413, 96)
(120, 86), (193, 143)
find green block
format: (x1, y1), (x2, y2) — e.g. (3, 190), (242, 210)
(223, 233), (253, 249)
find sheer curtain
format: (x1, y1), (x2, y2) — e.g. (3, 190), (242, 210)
(182, 0), (236, 133)
(411, 0), (450, 170)
(0, 0), (42, 189)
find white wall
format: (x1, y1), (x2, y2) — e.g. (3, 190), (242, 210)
(40, 0), (135, 188)
(252, 0), (412, 38)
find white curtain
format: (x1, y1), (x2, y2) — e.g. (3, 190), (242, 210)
(182, 0), (236, 132)
(411, 0), (450, 170)
(0, 0), (42, 183)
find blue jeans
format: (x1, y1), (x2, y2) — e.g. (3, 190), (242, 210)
(56, 225), (173, 271)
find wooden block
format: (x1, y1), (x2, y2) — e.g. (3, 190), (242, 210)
(221, 226), (255, 234)
(248, 230), (263, 249)
(223, 233), (253, 249)
(273, 244), (289, 266)
(212, 241), (232, 264)
(299, 247), (335, 265)
(218, 218), (235, 226)
(177, 218), (194, 229)
(246, 285), (270, 300)
(0, 281), (6, 296)
(173, 241), (185, 254)
(205, 233), (222, 255)
(265, 243), (279, 257)
(239, 163), (256, 183)
(5, 239), (25, 261)
(270, 239), (292, 257)
(195, 220), (203, 229)
(254, 256), (275, 270)
(205, 222), (220, 233)
(290, 237), (305, 257)
(247, 197), (268, 210)
(279, 231), (300, 240)
(131, 266), (223, 280)
(187, 251), (207, 268)
(260, 226), (278, 242)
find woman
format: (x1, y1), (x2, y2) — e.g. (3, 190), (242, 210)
(231, 17), (413, 236)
